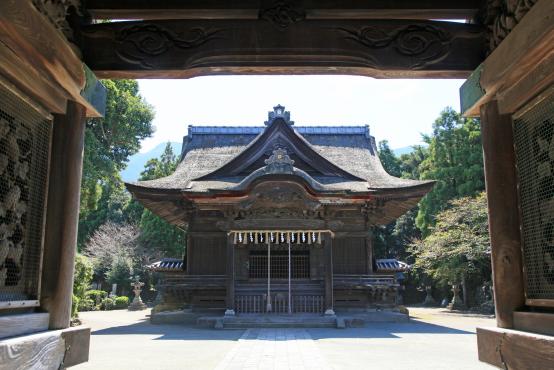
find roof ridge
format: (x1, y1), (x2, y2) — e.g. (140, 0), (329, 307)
(188, 125), (371, 137)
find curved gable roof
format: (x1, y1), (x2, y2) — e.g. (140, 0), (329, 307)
(196, 117), (364, 181)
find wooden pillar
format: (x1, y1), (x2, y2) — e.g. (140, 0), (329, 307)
(366, 230), (373, 274)
(225, 233), (235, 316)
(40, 101), (86, 329)
(185, 233), (192, 274)
(480, 100), (525, 328)
(324, 232), (335, 315)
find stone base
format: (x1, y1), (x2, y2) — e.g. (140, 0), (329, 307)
(422, 295), (438, 307)
(150, 310), (209, 325)
(197, 310), (409, 329)
(447, 302), (467, 311)
(128, 297), (148, 311)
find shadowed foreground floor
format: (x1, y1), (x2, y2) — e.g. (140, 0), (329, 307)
(74, 307), (495, 370)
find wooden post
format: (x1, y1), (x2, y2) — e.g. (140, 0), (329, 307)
(225, 233), (235, 316)
(185, 233), (192, 274)
(40, 101), (86, 329)
(366, 230), (373, 274)
(480, 100), (525, 328)
(288, 238), (291, 314)
(324, 232), (334, 315)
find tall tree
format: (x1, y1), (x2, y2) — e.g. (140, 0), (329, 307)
(416, 107), (484, 235)
(138, 143), (186, 258)
(79, 80), (154, 247)
(399, 145), (428, 180)
(378, 140), (402, 177)
(374, 141), (404, 258)
(410, 193), (491, 306)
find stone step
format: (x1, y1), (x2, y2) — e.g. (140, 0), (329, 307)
(198, 315), (338, 329)
(150, 309), (409, 327)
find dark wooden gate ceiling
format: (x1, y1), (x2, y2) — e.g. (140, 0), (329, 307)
(79, 0), (486, 79)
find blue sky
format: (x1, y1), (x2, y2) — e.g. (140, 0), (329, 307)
(137, 76), (465, 153)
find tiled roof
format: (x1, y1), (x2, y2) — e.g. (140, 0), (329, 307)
(375, 259), (410, 272)
(147, 258), (184, 272)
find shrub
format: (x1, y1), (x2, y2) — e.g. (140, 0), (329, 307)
(106, 255), (134, 293)
(73, 254), (93, 300)
(114, 296), (130, 309)
(77, 298), (97, 312)
(100, 297), (116, 310)
(86, 290), (108, 304)
(71, 294), (80, 319)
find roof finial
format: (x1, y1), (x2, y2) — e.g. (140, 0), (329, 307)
(265, 104), (294, 126)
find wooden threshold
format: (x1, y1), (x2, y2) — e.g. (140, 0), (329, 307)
(477, 326), (554, 370)
(513, 311), (554, 337)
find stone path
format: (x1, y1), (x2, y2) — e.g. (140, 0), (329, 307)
(215, 328), (331, 370)
(75, 308), (495, 370)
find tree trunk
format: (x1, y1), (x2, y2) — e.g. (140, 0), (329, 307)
(461, 274), (469, 308)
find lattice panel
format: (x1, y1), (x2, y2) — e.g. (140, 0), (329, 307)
(249, 250), (310, 279)
(0, 84), (51, 306)
(513, 94), (554, 304)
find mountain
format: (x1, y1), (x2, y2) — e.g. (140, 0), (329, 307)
(120, 142), (181, 182)
(393, 146), (415, 156)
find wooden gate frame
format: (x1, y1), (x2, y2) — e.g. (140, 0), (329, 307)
(460, 1), (554, 368)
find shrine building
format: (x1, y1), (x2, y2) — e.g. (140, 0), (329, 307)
(126, 105), (433, 317)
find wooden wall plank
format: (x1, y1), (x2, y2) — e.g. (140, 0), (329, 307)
(333, 237), (367, 274)
(190, 235), (226, 274)
(81, 19), (484, 79)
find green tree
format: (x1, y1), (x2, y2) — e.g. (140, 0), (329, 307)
(378, 140), (401, 177)
(374, 141), (405, 259)
(416, 107), (484, 235)
(106, 255), (134, 296)
(73, 254), (94, 300)
(410, 193), (491, 307)
(79, 79), (154, 247)
(399, 145), (428, 180)
(138, 143), (186, 258)
(72, 254), (94, 316)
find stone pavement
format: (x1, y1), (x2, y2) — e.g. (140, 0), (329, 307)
(215, 328), (331, 370)
(74, 308), (495, 370)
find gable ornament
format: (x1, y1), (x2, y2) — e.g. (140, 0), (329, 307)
(264, 148), (294, 174)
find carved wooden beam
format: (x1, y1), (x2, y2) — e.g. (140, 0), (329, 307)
(85, 0), (480, 20)
(81, 19), (484, 79)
